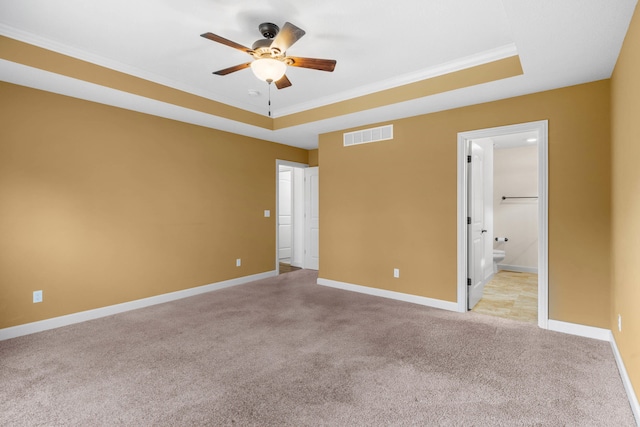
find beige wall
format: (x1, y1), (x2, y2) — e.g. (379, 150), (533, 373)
(0, 82), (308, 329)
(308, 149), (319, 167)
(319, 80), (611, 328)
(611, 2), (640, 404)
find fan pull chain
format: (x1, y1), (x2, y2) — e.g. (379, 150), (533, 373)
(268, 81), (272, 117)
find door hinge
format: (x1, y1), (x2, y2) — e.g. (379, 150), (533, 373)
(467, 155), (472, 163)
(467, 217), (471, 225)
(467, 278), (472, 286)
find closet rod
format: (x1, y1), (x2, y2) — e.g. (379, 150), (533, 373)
(502, 196), (538, 200)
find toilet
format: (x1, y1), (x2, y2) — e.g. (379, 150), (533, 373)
(493, 249), (505, 273)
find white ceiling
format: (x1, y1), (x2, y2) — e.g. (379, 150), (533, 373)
(0, 0), (637, 149)
(476, 131), (539, 150)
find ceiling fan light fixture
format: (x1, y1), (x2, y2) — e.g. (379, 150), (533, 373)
(250, 58), (286, 83)
(202, 22), (335, 90)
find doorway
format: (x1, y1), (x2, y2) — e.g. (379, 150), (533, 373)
(457, 121), (548, 329)
(277, 162), (305, 274)
(276, 160), (319, 274)
(470, 132), (539, 323)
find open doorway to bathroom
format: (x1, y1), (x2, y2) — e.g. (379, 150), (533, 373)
(471, 133), (539, 323)
(457, 121), (549, 329)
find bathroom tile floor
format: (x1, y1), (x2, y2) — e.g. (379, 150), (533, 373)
(472, 270), (538, 324)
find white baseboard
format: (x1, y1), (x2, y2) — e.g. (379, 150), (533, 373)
(317, 277), (458, 312)
(547, 322), (639, 423)
(610, 332), (640, 425)
(547, 319), (611, 341)
(0, 270), (277, 341)
(498, 264), (538, 274)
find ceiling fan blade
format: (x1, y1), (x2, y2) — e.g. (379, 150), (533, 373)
(201, 32), (253, 54)
(270, 22), (305, 53)
(274, 74), (292, 89)
(287, 57), (337, 72)
(213, 62), (252, 76)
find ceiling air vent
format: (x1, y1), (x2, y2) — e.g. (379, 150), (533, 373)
(343, 124), (393, 147)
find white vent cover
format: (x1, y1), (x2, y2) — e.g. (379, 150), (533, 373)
(343, 125), (393, 147)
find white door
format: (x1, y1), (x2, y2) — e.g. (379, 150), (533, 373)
(468, 142), (487, 309)
(291, 167), (305, 268)
(278, 167), (293, 261)
(304, 167), (319, 270)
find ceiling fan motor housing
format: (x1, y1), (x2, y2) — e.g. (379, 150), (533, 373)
(252, 23), (285, 58)
(258, 22), (279, 39)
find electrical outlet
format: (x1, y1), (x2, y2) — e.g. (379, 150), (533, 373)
(618, 314), (622, 332)
(236, 258), (241, 267)
(393, 268), (400, 278)
(33, 290), (43, 303)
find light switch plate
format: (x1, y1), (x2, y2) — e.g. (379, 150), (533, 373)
(264, 210), (270, 217)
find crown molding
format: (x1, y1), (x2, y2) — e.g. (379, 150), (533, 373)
(2, 24), (518, 119)
(0, 23), (263, 115)
(273, 43), (518, 117)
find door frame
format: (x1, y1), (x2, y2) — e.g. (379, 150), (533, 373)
(275, 160), (309, 274)
(456, 120), (549, 329)
(303, 166), (320, 271)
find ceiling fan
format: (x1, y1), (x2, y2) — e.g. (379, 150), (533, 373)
(201, 22), (337, 89)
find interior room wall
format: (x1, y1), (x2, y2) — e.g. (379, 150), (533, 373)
(319, 79), (611, 329)
(493, 145), (538, 271)
(611, 1), (640, 406)
(0, 82), (308, 329)
(308, 149), (319, 167)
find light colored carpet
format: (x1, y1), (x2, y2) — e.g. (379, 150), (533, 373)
(0, 269), (635, 426)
